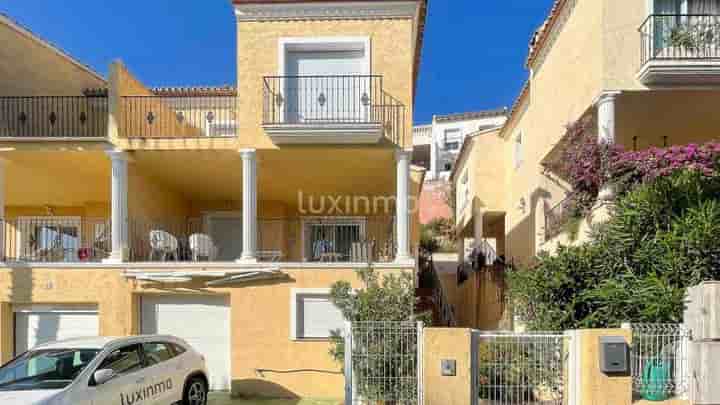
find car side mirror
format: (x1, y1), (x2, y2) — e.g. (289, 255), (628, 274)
(93, 369), (116, 385)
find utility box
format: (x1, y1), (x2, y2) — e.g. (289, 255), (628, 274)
(599, 336), (629, 374)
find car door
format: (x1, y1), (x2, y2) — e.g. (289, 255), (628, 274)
(141, 342), (183, 404)
(89, 344), (150, 405)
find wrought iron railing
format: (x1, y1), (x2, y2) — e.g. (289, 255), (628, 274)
(119, 95), (237, 138)
(544, 194), (580, 242)
(125, 216), (396, 263)
(1, 217), (111, 262)
(640, 14), (720, 65)
(629, 323), (690, 399)
(262, 75), (406, 144)
(0, 96), (108, 138)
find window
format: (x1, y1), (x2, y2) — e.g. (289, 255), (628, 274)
(443, 128), (461, 151)
(303, 218), (366, 262)
(291, 289), (346, 340)
(95, 345), (143, 378)
(142, 343), (175, 366)
(514, 132), (524, 169)
(0, 349), (99, 390)
(169, 343), (186, 356)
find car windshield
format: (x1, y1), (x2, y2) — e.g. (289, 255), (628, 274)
(0, 348), (100, 391)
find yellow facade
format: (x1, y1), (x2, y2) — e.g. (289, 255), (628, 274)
(451, 0), (720, 269)
(0, 0), (426, 399)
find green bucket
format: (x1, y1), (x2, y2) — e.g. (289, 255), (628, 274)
(640, 359), (671, 401)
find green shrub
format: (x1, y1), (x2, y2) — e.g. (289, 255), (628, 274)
(509, 170), (720, 331)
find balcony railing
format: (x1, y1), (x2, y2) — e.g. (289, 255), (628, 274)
(262, 75), (406, 144)
(120, 95), (237, 138)
(0, 96), (108, 139)
(1, 217), (111, 263)
(544, 194), (580, 242)
(0, 216), (397, 264)
(640, 14), (720, 65)
(127, 216), (396, 263)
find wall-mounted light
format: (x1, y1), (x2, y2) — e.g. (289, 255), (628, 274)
(518, 197), (527, 213)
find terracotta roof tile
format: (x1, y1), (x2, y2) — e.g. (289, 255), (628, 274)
(526, 0), (565, 68)
(150, 85), (237, 97)
(434, 108), (508, 123)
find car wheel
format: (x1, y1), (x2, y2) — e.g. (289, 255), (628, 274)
(183, 377), (208, 405)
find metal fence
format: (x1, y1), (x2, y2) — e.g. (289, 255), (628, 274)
(345, 321), (423, 405)
(0, 96), (108, 138)
(120, 95), (237, 138)
(473, 332), (568, 405)
(629, 323), (691, 400)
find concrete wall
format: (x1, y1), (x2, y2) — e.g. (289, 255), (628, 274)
(423, 328), (473, 405)
(454, 270), (505, 331)
(0, 15), (105, 96)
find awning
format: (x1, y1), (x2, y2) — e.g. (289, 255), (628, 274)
(124, 268), (285, 286)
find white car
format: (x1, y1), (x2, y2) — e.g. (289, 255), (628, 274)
(0, 335), (209, 405)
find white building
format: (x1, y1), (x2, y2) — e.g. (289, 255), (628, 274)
(415, 109), (507, 181)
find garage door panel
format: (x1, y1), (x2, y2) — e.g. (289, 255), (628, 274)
(15, 308), (99, 354)
(141, 295), (230, 391)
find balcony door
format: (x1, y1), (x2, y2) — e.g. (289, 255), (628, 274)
(285, 50), (369, 123)
(205, 213), (242, 262)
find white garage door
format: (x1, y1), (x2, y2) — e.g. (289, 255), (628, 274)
(15, 305), (99, 355)
(141, 295), (230, 391)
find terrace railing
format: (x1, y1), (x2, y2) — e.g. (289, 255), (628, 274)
(0, 96), (108, 138)
(263, 75), (406, 145)
(119, 95), (238, 138)
(641, 14), (720, 65)
(1, 217), (111, 263)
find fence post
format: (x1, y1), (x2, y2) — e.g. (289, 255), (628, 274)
(417, 321), (424, 405)
(470, 330), (478, 405)
(344, 321), (353, 405)
(565, 330), (581, 405)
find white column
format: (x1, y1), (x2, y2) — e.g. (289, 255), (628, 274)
(597, 91), (620, 201)
(0, 158), (5, 262)
(105, 150), (129, 263)
(239, 149), (258, 263)
(395, 149), (412, 263)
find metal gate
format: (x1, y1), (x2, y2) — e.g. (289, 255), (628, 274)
(345, 321), (423, 405)
(472, 331), (569, 405)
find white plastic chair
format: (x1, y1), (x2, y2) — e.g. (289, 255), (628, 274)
(189, 233), (218, 262)
(149, 230), (179, 261)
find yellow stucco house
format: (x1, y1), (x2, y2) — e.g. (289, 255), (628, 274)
(450, 0), (720, 328)
(0, 1), (427, 399)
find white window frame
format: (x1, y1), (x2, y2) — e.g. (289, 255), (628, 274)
(514, 132), (524, 170)
(277, 36), (371, 78)
(16, 216), (82, 262)
(290, 288), (346, 340)
(300, 216), (367, 262)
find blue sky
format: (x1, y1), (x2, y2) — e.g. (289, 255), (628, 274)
(2, 1), (552, 124)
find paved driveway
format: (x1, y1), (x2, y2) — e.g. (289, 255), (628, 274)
(208, 393), (341, 405)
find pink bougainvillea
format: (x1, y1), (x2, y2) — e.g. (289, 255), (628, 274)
(611, 142), (720, 186)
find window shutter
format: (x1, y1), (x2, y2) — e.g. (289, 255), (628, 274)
(297, 294), (345, 338)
